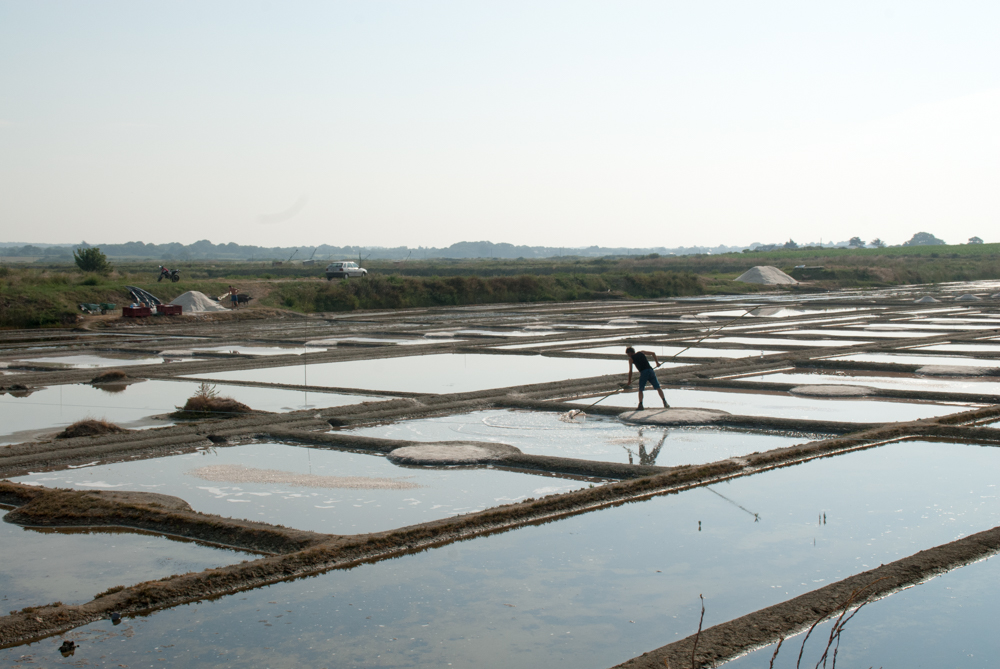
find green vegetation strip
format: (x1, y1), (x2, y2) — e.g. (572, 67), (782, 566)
(5, 240), (1000, 328)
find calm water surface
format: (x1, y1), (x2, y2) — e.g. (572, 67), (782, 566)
(6, 441), (998, 668)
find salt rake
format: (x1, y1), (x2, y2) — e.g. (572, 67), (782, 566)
(559, 305), (759, 422)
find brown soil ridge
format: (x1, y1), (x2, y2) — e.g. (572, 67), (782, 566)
(613, 524), (1000, 668)
(0, 483), (327, 555)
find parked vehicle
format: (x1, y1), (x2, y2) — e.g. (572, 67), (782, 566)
(325, 261), (368, 280)
(157, 266), (180, 282)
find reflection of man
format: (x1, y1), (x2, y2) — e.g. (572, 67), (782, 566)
(625, 346), (669, 410)
(623, 429), (667, 466)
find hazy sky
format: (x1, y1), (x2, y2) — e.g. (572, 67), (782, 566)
(1, 1), (998, 248)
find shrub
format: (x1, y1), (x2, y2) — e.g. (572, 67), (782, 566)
(73, 247), (112, 274)
(172, 383), (255, 419)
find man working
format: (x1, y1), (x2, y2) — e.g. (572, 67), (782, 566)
(624, 346), (669, 410)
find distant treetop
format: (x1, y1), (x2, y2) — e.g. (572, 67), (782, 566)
(902, 232), (946, 246)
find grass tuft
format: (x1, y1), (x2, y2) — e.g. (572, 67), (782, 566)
(172, 383), (254, 419)
(56, 419), (127, 439)
(91, 370), (128, 384)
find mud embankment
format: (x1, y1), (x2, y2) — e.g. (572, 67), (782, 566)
(614, 524), (1000, 668)
(0, 483), (326, 554)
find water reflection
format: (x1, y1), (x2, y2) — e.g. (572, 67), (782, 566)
(344, 410), (806, 466)
(620, 428), (666, 466)
(722, 557), (999, 669)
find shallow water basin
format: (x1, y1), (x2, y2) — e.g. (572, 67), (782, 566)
(178, 345), (323, 356)
(828, 352), (1000, 368)
(184, 353), (638, 394)
(15, 442), (589, 534)
(568, 387), (974, 422)
(12, 353), (170, 369)
(705, 337), (868, 347)
(12, 440), (1000, 669)
(868, 322), (999, 331)
(722, 556), (1000, 668)
(448, 328), (558, 337)
(733, 371), (1000, 396)
(778, 328), (947, 339)
(698, 307), (863, 318)
(567, 345), (784, 358)
(0, 509), (249, 610)
(914, 342), (1000, 353)
(343, 409), (810, 465)
(0, 381), (390, 445)
(495, 334), (661, 350)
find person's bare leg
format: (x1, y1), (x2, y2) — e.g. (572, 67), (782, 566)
(657, 388), (669, 408)
(637, 386), (645, 409)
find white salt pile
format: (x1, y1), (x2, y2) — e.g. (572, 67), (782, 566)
(955, 294), (982, 301)
(914, 296), (940, 303)
(186, 464), (420, 489)
(618, 408), (731, 424)
(169, 291), (229, 313)
(734, 266), (797, 285)
(789, 385), (873, 397)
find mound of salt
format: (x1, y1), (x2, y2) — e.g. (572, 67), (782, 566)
(735, 266), (797, 285)
(618, 408), (731, 425)
(955, 294), (982, 301)
(914, 295), (940, 303)
(169, 291), (229, 313)
(187, 464), (420, 490)
(789, 384), (874, 397)
(387, 441), (520, 465)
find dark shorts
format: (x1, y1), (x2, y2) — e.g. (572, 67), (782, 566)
(230, 295), (238, 304)
(639, 368), (660, 391)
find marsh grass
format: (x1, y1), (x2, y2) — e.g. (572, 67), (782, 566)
(91, 370), (128, 384)
(172, 383), (254, 419)
(56, 419), (127, 439)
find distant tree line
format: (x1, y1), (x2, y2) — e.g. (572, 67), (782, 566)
(0, 239), (754, 261)
(0, 232), (987, 261)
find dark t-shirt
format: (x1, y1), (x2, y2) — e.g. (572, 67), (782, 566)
(631, 351), (652, 372)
